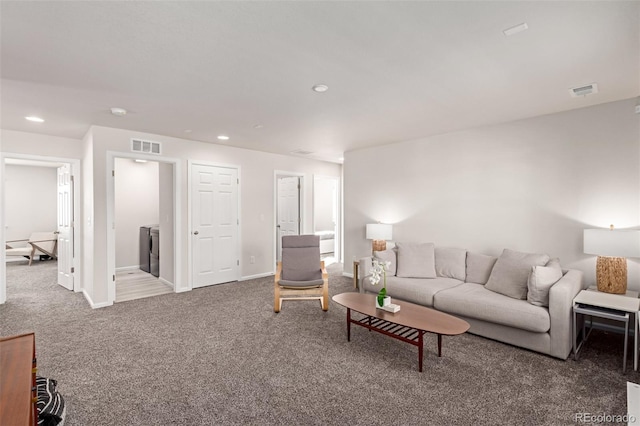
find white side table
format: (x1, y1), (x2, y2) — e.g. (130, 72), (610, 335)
(573, 290), (640, 373)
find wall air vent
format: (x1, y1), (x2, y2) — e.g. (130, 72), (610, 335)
(290, 149), (314, 156)
(569, 83), (598, 98)
(131, 138), (162, 155)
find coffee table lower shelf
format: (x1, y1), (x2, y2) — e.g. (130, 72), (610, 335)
(347, 310), (443, 372)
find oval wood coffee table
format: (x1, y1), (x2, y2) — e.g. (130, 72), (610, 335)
(332, 292), (470, 372)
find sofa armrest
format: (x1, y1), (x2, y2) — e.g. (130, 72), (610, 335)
(548, 269), (584, 359)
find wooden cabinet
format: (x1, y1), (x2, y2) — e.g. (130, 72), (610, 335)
(0, 332), (37, 426)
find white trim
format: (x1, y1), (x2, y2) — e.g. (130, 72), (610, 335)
(342, 272), (354, 278)
(83, 289), (112, 309)
(115, 265), (140, 272)
(0, 153), (82, 304)
(273, 171), (305, 272)
(106, 151), (182, 305)
(240, 271), (274, 281)
(188, 160), (242, 289)
(159, 277), (174, 289)
(312, 174), (342, 263)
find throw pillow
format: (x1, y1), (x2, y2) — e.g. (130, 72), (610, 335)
(527, 258), (563, 307)
(435, 247), (466, 281)
(396, 242), (436, 278)
(465, 252), (498, 284)
(374, 248), (397, 276)
(485, 249), (550, 300)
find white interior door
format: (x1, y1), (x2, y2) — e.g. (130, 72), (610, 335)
(276, 176), (300, 261)
(191, 164), (239, 288)
(57, 164), (74, 290)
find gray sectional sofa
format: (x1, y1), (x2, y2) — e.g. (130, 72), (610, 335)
(358, 243), (584, 359)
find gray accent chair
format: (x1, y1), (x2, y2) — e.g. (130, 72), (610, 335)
(274, 235), (329, 312)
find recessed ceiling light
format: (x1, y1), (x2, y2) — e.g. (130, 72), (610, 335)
(312, 84), (329, 93)
(110, 107), (127, 116)
(134, 159), (148, 163)
(184, 129), (192, 133)
(25, 116), (44, 123)
(253, 124), (264, 129)
(217, 135), (230, 140)
(503, 23), (528, 36)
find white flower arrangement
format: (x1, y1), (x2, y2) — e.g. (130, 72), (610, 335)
(369, 259), (391, 286)
(369, 259), (391, 307)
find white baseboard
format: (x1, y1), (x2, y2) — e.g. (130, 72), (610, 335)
(240, 272), (274, 281)
(159, 277), (174, 289)
(83, 290), (112, 309)
(116, 265), (140, 272)
(343, 272), (354, 278)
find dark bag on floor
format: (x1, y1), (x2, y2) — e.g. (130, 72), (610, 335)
(37, 376), (66, 426)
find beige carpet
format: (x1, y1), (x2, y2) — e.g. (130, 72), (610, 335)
(1, 259), (637, 425)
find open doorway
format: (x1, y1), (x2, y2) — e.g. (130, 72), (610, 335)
(274, 171), (304, 265)
(1, 154), (81, 305)
(112, 157), (176, 303)
(313, 175), (340, 266)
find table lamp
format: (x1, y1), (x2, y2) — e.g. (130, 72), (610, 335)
(583, 225), (640, 294)
(366, 223), (392, 253)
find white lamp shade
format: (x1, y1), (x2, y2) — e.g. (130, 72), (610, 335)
(584, 229), (640, 258)
(366, 223), (392, 241)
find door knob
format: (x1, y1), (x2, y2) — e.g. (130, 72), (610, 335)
(193, 231), (199, 235)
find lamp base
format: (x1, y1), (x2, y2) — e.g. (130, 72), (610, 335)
(372, 240), (387, 253)
(596, 256), (627, 294)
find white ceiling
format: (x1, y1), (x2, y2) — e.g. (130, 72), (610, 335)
(1, 1), (638, 164)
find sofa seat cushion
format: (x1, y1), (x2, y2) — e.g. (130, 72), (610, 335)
(434, 283), (550, 333)
(362, 276), (463, 307)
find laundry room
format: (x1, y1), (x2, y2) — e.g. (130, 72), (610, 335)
(114, 157), (174, 302)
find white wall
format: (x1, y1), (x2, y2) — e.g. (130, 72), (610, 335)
(159, 162), (175, 285)
(344, 98), (640, 290)
(314, 177), (337, 231)
(114, 158), (160, 269)
(87, 126), (342, 306)
(4, 165), (57, 242)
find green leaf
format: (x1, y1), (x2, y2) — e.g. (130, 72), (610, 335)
(377, 287), (387, 307)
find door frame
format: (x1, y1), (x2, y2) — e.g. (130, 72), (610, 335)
(273, 171), (305, 270)
(0, 153), (82, 304)
(313, 174), (341, 262)
(187, 160), (241, 290)
(106, 151), (183, 305)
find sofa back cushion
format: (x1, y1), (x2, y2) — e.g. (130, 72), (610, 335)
(465, 252), (498, 284)
(374, 248), (397, 276)
(396, 242), (436, 278)
(485, 249), (550, 300)
(435, 247), (466, 281)
(527, 258), (563, 307)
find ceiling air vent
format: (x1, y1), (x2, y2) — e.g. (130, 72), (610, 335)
(290, 149), (314, 156)
(131, 138), (162, 155)
(570, 83), (598, 98)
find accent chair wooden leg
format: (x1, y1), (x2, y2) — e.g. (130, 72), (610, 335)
(274, 284), (281, 313)
(28, 245), (36, 266)
(322, 283), (329, 312)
